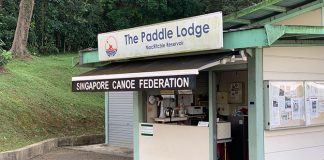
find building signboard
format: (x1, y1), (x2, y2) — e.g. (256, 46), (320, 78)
(98, 12), (223, 61)
(72, 75), (196, 92)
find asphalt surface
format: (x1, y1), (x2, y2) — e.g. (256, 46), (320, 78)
(31, 148), (132, 160)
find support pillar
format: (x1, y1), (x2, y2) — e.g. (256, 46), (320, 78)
(105, 92), (109, 144)
(248, 48), (264, 160)
(209, 71), (217, 160)
(322, 7), (324, 26)
(133, 91), (144, 160)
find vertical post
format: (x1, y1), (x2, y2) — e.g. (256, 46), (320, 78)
(322, 7), (324, 26)
(105, 92), (109, 144)
(248, 48), (264, 160)
(133, 91), (143, 160)
(209, 71), (217, 160)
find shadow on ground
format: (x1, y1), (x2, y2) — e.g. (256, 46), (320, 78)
(31, 148), (132, 160)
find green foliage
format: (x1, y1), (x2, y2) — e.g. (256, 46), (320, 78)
(38, 41), (59, 55)
(0, 38), (13, 66)
(101, 0), (206, 30)
(0, 39), (5, 47)
(0, 49), (12, 66)
(205, 0), (263, 14)
(0, 1), (19, 50)
(0, 0), (263, 54)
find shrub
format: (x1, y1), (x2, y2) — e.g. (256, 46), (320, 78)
(0, 39), (5, 48)
(38, 42), (59, 55)
(0, 49), (13, 67)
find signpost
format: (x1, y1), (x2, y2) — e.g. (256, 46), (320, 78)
(98, 12), (223, 61)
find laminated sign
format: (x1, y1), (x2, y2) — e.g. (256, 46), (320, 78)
(98, 12), (223, 61)
(141, 123), (154, 136)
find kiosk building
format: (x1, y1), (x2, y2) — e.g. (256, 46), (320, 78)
(73, 0), (324, 160)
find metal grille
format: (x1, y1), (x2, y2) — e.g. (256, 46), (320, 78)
(108, 91), (134, 148)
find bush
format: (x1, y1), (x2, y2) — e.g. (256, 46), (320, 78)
(0, 39), (5, 48)
(38, 42), (60, 55)
(0, 49), (13, 67)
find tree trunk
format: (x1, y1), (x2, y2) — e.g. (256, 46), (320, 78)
(10, 0), (35, 58)
(40, 0), (47, 47)
(0, 0), (3, 9)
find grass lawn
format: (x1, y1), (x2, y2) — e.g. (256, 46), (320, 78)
(0, 54), (104, 152)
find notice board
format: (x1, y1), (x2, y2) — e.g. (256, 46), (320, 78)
(265, 81), (306, 130)
(265, 81), (324, 130)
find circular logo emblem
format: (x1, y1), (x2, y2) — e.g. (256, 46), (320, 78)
(105, 36), (118, 57)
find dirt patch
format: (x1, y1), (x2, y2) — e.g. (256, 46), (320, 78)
(0, 66), (9, 74)
(14, 53), (33, 60)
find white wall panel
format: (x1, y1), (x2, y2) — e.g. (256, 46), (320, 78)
(263, 47), (324, 160)
(263, 46), (324, 80)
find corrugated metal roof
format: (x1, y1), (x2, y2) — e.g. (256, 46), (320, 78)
(240, 10), (275, 20)
(276, 0), (313, 7)
(280, 34), (324, 40)
(223, 0), (322, 30)
(224, 22), (241, 30)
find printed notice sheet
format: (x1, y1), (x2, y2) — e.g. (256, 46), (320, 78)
(310, 98), (319, 119)
(271, 97), (281, 126)
(292, 98), (303, 120)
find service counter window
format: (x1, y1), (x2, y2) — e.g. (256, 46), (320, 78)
(144, 71), (249, 128)
(140, 70), (250, 160)
(145, 90), (209, 126)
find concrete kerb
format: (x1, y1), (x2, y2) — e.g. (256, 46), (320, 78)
(66, 144), (133, 158)
(0, 135), (104, 160)
(58, 134), (104, 147)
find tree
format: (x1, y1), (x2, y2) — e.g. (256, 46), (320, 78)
(0, 0), (264, 55)
(10, 0), (35, 58)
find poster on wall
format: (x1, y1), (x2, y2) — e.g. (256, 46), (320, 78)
(228, 82), (243, 104)
(320, 100), (324, 112)
(280, 112), (289, 123)
(271, 97), (281, 126)
(310, 98), (319, 119)
(305, 82), (324, 126)
(292, 98), (303, 120)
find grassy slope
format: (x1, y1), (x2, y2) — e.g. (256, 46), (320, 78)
(0, 54), (104, 152)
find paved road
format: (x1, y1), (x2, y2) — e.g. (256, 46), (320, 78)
(31, 148), (132, 160)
